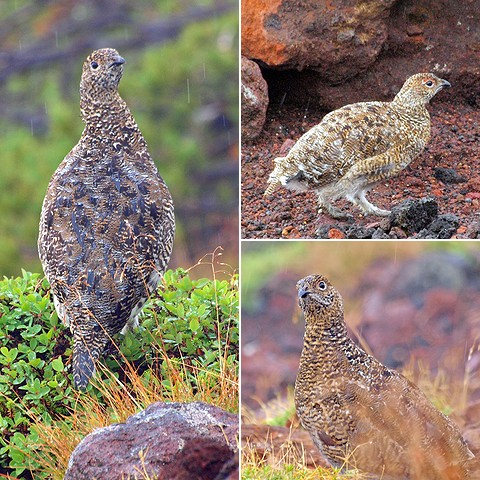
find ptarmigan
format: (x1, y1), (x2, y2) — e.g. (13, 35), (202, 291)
(38, 48), (175, 390)
(265, 73), (450, 219)
(295, 274), (474, 479)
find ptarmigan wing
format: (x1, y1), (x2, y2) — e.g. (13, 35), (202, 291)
(342, 372), (473, 479)
(284, 101), (405, 189)
(40, 147), (173, 331)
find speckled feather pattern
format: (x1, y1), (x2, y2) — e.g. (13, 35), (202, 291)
(265, 73), (450, 218)
(38, 48), (175, 390)
(295, 275), (474, 479)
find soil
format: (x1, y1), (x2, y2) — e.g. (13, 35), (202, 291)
(241, 101), (480, 239)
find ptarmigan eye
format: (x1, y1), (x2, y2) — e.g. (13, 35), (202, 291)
(424, 80), (434, 87)
(90, 61), (99, 69)
(318, 281), (327, 290)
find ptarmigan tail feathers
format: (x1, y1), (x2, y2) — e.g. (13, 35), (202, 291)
(264, 156), (295, 196)
(72, 334), (102, 391)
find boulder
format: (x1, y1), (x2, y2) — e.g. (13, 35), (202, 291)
(242, 0), (396, 82)
(64, 402), (238, 480)
(243, 0), (480, 109)
(241, 56), (269, 140)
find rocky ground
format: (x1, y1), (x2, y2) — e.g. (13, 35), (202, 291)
(241, 101), (480, 239)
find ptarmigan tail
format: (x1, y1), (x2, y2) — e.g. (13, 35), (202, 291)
(72, 332), (104, 390)
(264, 156), (293, 196)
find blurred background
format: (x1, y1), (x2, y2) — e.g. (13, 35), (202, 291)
(241, 241), (480, 430)
(0, 0), (238, 278)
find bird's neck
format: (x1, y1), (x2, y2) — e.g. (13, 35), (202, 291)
(80, 92), (131, 123)
(79, 93), (145, 149)
(302, 311), (350, 351)
(391, 96), (431, 127)
(391, 92), (429, 111)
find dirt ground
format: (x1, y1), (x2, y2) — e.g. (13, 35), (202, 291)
(241, 101), (480, 239)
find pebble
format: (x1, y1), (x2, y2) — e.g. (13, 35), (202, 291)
(328, 228), (345, 239)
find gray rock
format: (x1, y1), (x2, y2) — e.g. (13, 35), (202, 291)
(428, 213), (460, 238)
(345, 225), (375, 239)
(241, 57), (268, 140)
(64, 401), (238, 480)
(372, 228), (390, 239)
(434, 168), (467, 185)
(389, 198), (438, 235)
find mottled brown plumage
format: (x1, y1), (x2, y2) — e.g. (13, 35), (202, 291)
(265, 73), (450, 218)
(38, 48), (175, 390)
(295, 274), (474, 479)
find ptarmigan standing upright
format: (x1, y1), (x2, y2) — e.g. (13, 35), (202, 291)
(39, 48), (175, 390)
(295, 274), (474, 479)
(265, 73), (450, 219)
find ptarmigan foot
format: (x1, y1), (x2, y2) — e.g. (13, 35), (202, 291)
(353, 192), (390, 217)
(318, 202), (353, 220)
(360, 206), (391, 217)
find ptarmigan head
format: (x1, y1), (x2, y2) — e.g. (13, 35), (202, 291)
(296, 274), (344, 322)
(80, 48), (125, 105)
(394, 73), (450, 108)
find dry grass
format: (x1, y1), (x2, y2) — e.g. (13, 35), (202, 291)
(8, 250), (238, 480)
(28, 351), (238, 479)
(241, 431), (367, 480)
(402, 338), (480, 418)
(241, 345), (478, 480)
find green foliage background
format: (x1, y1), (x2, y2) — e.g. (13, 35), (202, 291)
(0, 268), (238, 478)
(0, 0), (238, 277)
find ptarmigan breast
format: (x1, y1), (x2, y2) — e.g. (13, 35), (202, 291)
(295, 274), (474, 479)
(265, 73), (450, 219)
(38, 48), (175, 390)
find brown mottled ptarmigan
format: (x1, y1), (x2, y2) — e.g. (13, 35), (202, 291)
(264, 73), (450, 219)
(295, 274), (474, 479)
(38, 48), (175, 390)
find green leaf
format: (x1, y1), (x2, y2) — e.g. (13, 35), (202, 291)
(51, 357), (64, 372)
(189, 317), (200, 332)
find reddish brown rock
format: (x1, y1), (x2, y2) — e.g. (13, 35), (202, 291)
(64, 402), (238, 480)
(241, 56), (269, 140)
(328, 228), (345, 239)
(242, 0), (396, 82)
(278, 138), (295, 155)
(243, 0), (480, 110)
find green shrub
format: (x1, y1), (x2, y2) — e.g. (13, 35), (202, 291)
(0, 268), (238, 479)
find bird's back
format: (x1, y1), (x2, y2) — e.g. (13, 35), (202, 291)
(39, 136), (173, 331)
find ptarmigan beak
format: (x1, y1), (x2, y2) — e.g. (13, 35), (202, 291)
(298, 287), (311, 299)
(109, 55), (125, 68)
(439, 78), (451, 89)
